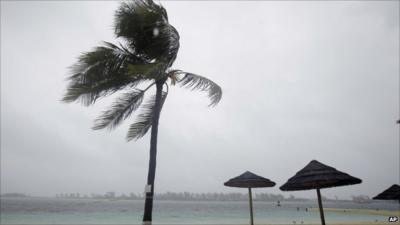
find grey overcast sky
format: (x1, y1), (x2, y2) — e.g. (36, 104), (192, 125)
(1, 1), (399, 200)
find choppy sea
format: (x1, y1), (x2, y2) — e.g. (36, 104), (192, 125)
(1, 197), (399, 224)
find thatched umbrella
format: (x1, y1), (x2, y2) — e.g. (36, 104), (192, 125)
(373, 184), (400, 202)
(224, 171), (275, 225)
(280, 160), (362, 225)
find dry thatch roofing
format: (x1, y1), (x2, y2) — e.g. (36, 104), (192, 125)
(224, 171), (276, 188)
(280, 160), (362, 191)
(373, 184), (400, 200)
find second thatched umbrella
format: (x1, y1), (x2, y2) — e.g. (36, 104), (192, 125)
(280, 160), (362, 225)
(224, 171), (275, 225)
(373, 184), (400, 202)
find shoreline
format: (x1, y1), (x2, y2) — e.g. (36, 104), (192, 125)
(308, 207), (400, 217)
(1, 221), (400, 225)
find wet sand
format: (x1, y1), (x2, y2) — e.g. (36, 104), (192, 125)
(308, 207), (400, 217)
(156, 223), (398, 225)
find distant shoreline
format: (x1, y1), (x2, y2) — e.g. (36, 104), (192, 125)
(2, 193), (396, 203)
(0, 195), (372, 202)
(1, 195), (399, 205)
(0, 223), (397, 225)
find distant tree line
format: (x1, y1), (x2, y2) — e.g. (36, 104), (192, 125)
(1, 192), (348, 202)
(0, 193), (30, 198)
(54, 191), (312, 201)
(351, 195), (372, 203)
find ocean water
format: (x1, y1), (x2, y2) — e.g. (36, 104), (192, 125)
(1, 197), (399, 224)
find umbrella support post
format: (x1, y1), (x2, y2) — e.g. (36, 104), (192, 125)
(316, 188), (326, 225)
(248, 187), (254, 225)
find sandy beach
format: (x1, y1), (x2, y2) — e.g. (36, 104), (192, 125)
(151, 222), (399, 225)
(308, 208), (400, 217)
(159, 221), (400, 225)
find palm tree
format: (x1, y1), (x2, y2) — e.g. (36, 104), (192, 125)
(62, 0), (222, 223)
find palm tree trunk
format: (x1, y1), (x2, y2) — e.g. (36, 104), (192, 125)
(143, 81), (164, 224)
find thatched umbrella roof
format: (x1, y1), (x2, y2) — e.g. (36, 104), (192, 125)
(280, 160), (362, 225)
(280, 160), (362, 191)
(224, 171), (275, 225)
(224, 171), (276, 188)
(373, 184), (400, 200)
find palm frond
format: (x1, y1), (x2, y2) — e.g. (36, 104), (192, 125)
(63, 42), (148, 106)
(92, 89), (146, 130)
(177, 72), (222, 107)
(63, 76), (142, 106)
(126, 91), (167, 141)
(127, 62), (167, 80)
(114, 0), (179, 65)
